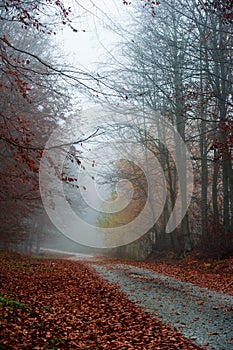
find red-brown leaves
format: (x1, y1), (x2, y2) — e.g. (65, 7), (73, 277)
(1, 0), (72, 33)
(0, 254), (203, 349)
(123, 0), (160, 17)
(200, 0), (233, 24)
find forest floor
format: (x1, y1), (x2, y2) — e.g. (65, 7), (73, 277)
(89, 252), (233, 349)
(0, 252), (232, 349)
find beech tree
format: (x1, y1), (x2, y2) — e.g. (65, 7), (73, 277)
(0, 0), (78, 250)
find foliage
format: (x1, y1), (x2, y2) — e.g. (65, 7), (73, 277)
(0, 0), (75, 249)
(0, 294), (28, 310)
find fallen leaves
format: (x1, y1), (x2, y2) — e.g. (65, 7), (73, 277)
(0, 253), (204, 349)
(98, 253), (233, 296)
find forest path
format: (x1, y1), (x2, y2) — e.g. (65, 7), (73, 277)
(89, 261), (233, 350)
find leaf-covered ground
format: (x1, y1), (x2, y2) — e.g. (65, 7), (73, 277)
(97, 253), (233, 296)
(0, 254), (204, 350)
(90, 260), (233, 349)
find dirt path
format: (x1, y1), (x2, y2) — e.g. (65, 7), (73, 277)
(90, 262), (233, 350)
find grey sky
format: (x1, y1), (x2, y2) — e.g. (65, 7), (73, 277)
(56, 0), (128, 69)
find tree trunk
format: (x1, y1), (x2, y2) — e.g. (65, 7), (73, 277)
(199, 36), (209, 237)
(212, 149), (220, 227)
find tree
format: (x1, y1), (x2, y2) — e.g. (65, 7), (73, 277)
(0, 1), (78, 250)
(95, 0), (232, 257)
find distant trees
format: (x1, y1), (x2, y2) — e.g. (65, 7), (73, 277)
(97, 0), (232, 258)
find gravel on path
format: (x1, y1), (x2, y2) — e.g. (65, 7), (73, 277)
(92, 262), (233, 350)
